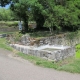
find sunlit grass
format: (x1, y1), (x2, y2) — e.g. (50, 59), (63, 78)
(75, 44), (80, 58)
(17, 52), (58, 69)
(0, 38), (12, 51)
(58, 59), (80, 73)
(76, 50), (80, 58)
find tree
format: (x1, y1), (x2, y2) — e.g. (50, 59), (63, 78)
(43, 0), (80, 32)
(29, 0), (46, 30)
(0, 8), (15, 21)
(1, 0), (79, 33)
(10, 0), (29, 33)
(60, 0), (80, 31)
(0, 0), (11, 6)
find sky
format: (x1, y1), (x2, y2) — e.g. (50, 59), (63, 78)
(0, 4), (10, 9)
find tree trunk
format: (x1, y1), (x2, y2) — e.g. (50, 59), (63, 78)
(23, 15), (28, 33)
(24, 19), (28, 32)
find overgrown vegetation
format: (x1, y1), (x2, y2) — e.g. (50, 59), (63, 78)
(29, 31), (53, 38)
(12, 32), (23, 41)
(66, 31), (80, 46)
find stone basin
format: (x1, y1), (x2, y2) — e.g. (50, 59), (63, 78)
(34, 45), (70, 50)
(10, 44), (75, 61)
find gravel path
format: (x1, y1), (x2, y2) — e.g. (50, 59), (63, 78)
(0, 48), (80, 80)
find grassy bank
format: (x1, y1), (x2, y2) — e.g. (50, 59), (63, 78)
(0, 21), (18, 27)
(57, 44), (80, 73)
(17, 52), (80, 73)
(0, 38), (80, 73)
(0, 38), (12, 51)
(17, 52), (58, 69)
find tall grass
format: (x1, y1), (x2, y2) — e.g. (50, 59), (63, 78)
(0, 21), (18, 27)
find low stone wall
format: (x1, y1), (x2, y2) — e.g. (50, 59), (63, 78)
(0, 34), (7, 38)
(10, 44), (75, 61)
(20, 34), (80, 47)
(0, 27), (18, 32)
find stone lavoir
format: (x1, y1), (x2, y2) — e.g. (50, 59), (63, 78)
(10, 44), (75, 62)
(9, 34), (77, 61)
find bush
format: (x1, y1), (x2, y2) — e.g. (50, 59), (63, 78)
(76, 44), (80, 58)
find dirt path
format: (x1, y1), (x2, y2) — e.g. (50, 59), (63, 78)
(0, 48), (80, 80)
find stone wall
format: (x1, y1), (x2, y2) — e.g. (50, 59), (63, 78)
(0, 27), (18, 32)
(10, 44), (75, 61)
(0, 34), (7, 38)
(20, 34), (80, 47)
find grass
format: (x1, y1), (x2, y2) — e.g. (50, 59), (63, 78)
(0, 38), (80, 73)
(0, 38), (13, 51)
(17, 52), (58, 69)
(0, 32), (16, 34)
(29, 31), (53, 38)
(57, 59), (80, 73)
(75, 44), (80, 58)
(57, 44), (80, 73)
(16, 43), (80, 73)
(17, 52), (80, 73)
(0, 21), (18, 27)
(76, 50), (80, 58)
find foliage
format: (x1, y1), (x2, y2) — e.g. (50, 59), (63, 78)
(29, 31), (52, 38)
(0, 0), (80, 33)
(66, 30), (80, 46)
(12, 32), (23, 41)
(10, 0), (29, 32)
(0, 8), (17, 21)
(76, 44), (80, 49)
(66, 32), (78, 40)
(0, 0), (11, 6)
(28, 0), (80, 32)
(76, 50), (80, 59)
(75, 44), (80, 58)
